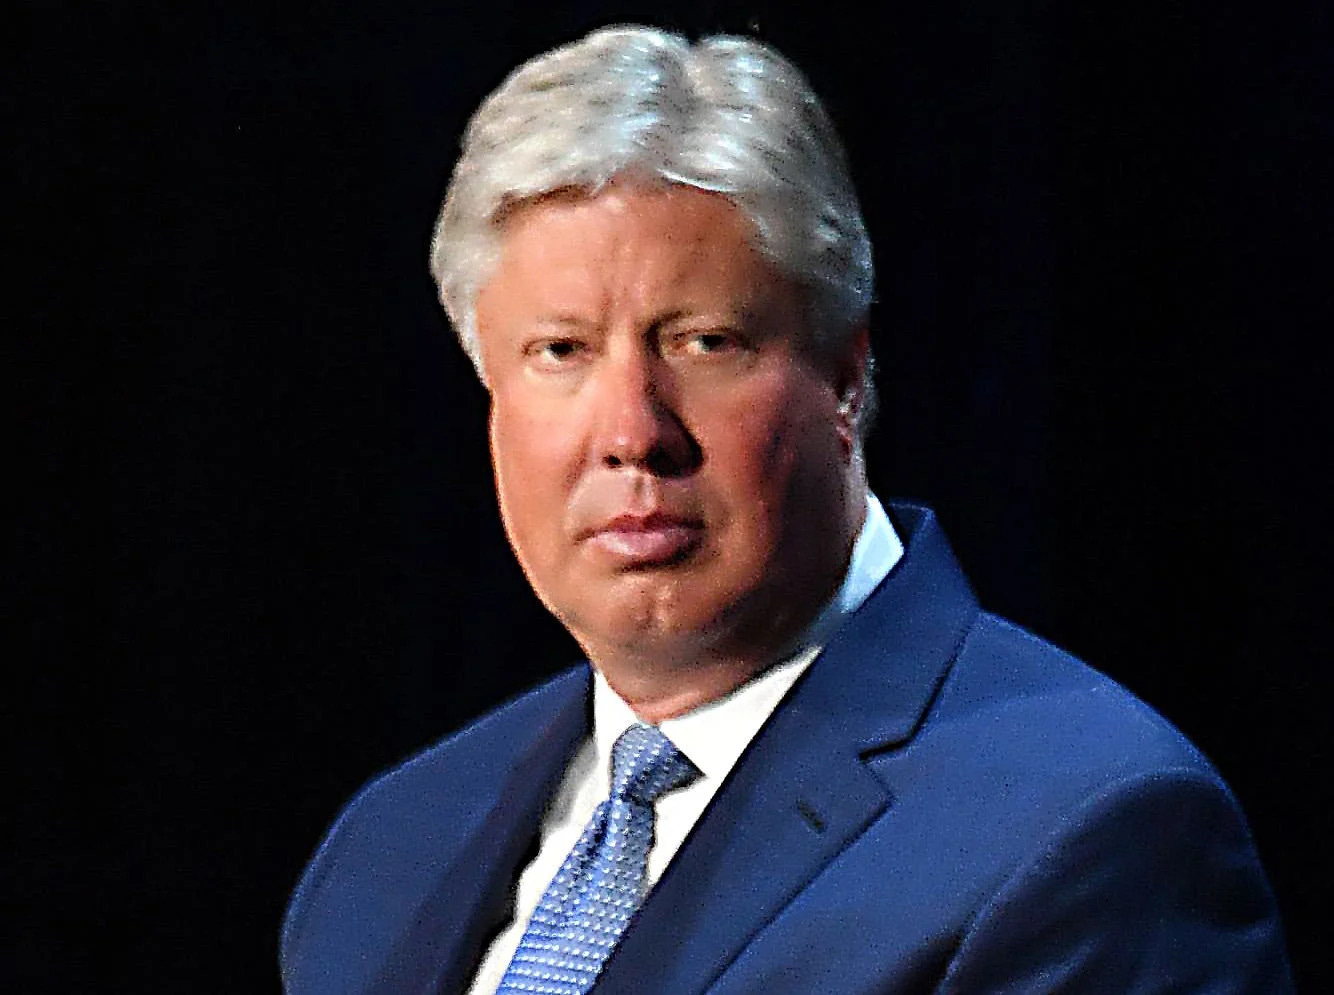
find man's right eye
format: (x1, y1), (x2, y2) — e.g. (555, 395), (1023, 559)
(527, 339), (586, 366)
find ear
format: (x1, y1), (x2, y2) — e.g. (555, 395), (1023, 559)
(832, 325), (871, 454)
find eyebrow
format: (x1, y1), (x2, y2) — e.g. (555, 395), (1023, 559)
(531, 315), (600, 331)
(528, 308), (750, 335)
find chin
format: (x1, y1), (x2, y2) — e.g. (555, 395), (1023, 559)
(558, 591), (720, 662)
(587, 588), (786, 670)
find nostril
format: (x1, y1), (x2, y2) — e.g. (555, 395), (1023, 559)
(646, 442), (699, 478)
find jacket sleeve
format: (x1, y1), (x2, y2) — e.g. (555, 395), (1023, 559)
(936, 768), (1293, 993)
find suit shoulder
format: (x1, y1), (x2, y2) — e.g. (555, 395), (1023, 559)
(336, 664), (587, 828)
(932, 611), (1220, 788)
(280, 665), (588, 976)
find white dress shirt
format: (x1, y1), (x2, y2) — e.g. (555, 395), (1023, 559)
(466, 494), (904, 994)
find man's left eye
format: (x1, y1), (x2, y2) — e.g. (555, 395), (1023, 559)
(675, 332), (738, 356)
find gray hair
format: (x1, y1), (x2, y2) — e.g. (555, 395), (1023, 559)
(430, 25), (875, 425)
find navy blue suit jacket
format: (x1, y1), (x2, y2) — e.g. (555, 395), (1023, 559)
(282, 503), (1292, 993)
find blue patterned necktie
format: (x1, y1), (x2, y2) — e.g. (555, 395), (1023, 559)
(496, 723), (700, 994)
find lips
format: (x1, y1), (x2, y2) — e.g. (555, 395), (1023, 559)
(584, 512), (704, 566)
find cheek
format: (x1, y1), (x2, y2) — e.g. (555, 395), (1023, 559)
(689, 414), (800, 569)
(700, 375), (832, 489)
(489, 396), (589, 572)
(491, 408), (554, 542)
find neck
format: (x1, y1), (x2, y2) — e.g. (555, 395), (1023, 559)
(598, 653), (778, 723)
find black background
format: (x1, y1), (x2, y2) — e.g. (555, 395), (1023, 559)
(15, 0), (1332, 990)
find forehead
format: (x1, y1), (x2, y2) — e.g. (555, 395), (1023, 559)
(480, 184), (786, 313)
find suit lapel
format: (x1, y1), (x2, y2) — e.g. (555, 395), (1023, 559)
(594, 504), (979, 993)
(368, 669), (592, 995)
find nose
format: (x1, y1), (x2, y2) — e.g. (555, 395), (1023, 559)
(593, 349), (700, 477)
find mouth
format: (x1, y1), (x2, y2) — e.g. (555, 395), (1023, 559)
(584, 512), (705, 567)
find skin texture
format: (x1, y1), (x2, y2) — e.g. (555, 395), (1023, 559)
(475, 183), (867, 720)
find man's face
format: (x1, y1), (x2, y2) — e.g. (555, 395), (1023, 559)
(475, 184), (864, 674)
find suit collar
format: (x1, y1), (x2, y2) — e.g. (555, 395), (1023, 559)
(593, 501), (979, 993)
(798, 501), (980, 751)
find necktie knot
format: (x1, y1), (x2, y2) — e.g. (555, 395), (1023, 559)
(610, 723), (698, 806)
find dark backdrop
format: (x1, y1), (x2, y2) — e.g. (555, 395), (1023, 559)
(15, 0), (1331, 989)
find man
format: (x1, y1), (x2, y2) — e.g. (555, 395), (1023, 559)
(282, 26), (1292, 994)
